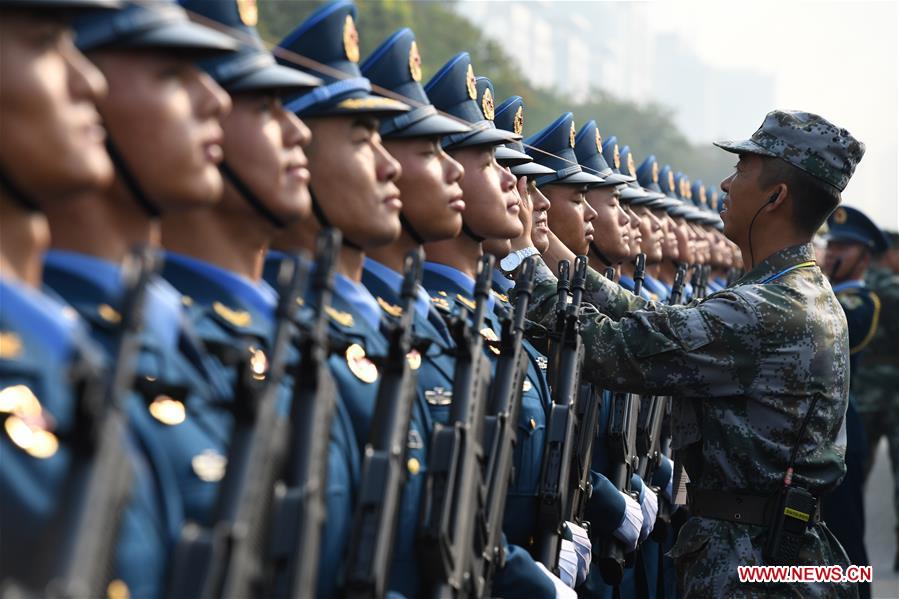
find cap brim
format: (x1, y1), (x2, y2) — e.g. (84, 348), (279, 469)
(511, 161), (556, 177)
(307, 93), (411, 117)
(119, 19), (236, 55)
(604, 171), (634, 184)
(227, 63), (322, 94)
(385, 112), (472, 139)
(556, 170), (605, 185)
(496, 145), (533, 167)
(445, 125), (517, 150)
(713, 138), (777, 157)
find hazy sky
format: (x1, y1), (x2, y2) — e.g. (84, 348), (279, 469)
(643, 0), (898, 230)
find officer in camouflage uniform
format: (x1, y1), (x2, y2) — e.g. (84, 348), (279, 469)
(852, 230), (899, 568)
(518, 110), (864, 597)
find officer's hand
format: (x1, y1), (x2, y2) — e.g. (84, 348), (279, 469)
(613, 491), (642, 551)
(562, 521), (591, 586)
(639, 487), (658, 542)
(535, 561), (578, 599)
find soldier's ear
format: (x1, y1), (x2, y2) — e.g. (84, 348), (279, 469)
(766, 184), (787, 210)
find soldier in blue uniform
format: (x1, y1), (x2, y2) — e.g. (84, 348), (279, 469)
(270, 3), (451, 596)
(357, 26), (474, 596)
(421, 51), (581, 597)
(0, 1), (198, 597)
(38, 2), (243, 593)
(821, 205), (888, 599)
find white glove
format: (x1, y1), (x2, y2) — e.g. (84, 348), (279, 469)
(612, 491), (642, 551)
(639, 487), (658, 542)
(564, 521), (591, 585)
(535, 561), (578, 599)
(558, 539), (579, 588)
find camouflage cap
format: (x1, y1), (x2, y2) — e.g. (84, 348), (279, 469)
(714, 110), (865, 192)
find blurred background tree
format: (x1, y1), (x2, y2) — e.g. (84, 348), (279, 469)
(257, 0), (731, 188)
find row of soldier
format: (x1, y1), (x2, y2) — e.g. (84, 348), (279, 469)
(0, 1), (872, 599)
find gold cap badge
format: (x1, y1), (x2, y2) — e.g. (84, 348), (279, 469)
(481, 87), (494, 120)
(465, 64), (476, 100)
(343, 14), (360, 63)
(652, 161), (659, 183)
(569, 121), (576, 148)
(409, 40), (422, 82)
(626, 152), (635, 176)
(594, 128), (603, 153)
(236, 0), (257, 26)
(667, 170), (675, 192)
(832, 207), (848, 224)
(513, 106), (524, 135)
(346, 343), (378, 383)
(612, 144), (620, 170)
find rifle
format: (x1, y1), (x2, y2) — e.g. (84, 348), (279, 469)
(597, 254), (645, 586)
(43, 247), (157, 599)
(168, 250), (309, 599)
(669, 264), (688, 306)
(344, 250), (424, 598)
(271, 229), (343, 599)
(535, 256), (588, 574)
(419, 255), (494, 599)
(479, 257), (538, 590)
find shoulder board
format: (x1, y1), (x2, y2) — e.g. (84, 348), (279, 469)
(376, 296), (403, 317)
(492, 290), (509, 304)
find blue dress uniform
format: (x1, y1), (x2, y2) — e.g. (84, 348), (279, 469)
(423, 53), (559, 597)
(275, 4), (436, 597)
(821, 205), (888, 599)
(0, 277), (178, 599)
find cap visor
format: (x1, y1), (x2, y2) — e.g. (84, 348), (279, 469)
(555, 170), (605, 185)
(385, 112), (472, 139)
(496, 145), (533, 167)
(603, 172), (634, 184)
(511, 161), (556, 177)
(314, 93), (411, 117)
(713, 138), (777, 157)
(227, 63), (322, 94)
(446, 126), (517, 150)
(122, 20), (236, 55)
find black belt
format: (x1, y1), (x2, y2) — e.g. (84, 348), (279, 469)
(687, 486), (821, 527)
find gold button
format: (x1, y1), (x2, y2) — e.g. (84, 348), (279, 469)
(191, 450), (227, 482)
(249, 347), (268, 380)
(407, 458), (421, 475)
(406, 349), (422, 370)
(5, 416), (58, 459)
(98, 303), (121, 323)
(148, 395), (186, 426)
(529, 418), (536, 430)
(107, 579), (130, 599)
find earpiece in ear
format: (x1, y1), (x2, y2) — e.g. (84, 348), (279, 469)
(768, 191), (779, 203)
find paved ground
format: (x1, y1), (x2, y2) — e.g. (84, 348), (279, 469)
(865, 439), (899, 598)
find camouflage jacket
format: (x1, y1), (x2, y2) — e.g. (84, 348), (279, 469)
(516, 244), (855, 596)
(853, 265), (899, 413)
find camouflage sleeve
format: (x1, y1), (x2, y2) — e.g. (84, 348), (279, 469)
(574, 287), (761, 396)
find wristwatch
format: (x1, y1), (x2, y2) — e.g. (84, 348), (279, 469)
(500, 246), (540, 273)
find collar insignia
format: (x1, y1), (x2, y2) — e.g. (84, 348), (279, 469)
(213, 301), (252, 328)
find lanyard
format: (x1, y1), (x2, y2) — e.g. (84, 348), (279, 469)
(758, 261), (817, 285)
